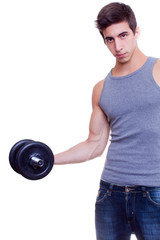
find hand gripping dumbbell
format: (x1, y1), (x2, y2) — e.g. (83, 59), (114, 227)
(9, 139), (54, 180)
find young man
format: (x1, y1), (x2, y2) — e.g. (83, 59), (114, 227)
(55, 2), (160, 240)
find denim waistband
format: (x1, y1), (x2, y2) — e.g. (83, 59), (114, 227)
(100, 180), (159, 192)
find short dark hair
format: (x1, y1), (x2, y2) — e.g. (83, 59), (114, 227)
(95, 2), (137, 37)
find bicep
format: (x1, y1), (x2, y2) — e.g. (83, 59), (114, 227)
(88, 105), (110, 147)
(89, 80), (110, 141)
(86, 80), (110, 157)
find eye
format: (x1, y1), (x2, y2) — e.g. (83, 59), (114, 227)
(105, 37), (114, 43)
(120, 34), (127, 39)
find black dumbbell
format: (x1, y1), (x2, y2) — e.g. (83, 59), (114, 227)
(9, 139), (54, 180)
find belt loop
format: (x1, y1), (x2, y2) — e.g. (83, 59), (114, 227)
(109, 184), (114, 190)
(141, 186), (146, 191)
(108, 184), (113, 196)
(141, 186), (147, 197)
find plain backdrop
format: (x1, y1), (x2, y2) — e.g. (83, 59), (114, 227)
(0, 0), (160, 239)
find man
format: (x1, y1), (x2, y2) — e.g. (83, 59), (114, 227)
(55, 2), (160, 240)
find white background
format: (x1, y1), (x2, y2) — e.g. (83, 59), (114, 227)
(0, 0), (160, 239)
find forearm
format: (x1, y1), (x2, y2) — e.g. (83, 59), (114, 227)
(54, 139), (102, 165)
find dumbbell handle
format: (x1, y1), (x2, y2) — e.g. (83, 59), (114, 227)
(30, 156), (44, 168)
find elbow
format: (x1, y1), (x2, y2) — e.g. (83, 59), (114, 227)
(88, 142), (106, 160)
(97, 149), (104, 158)
(95, 148), (105, 159)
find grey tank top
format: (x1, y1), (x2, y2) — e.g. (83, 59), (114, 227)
(99, 57), (160, 187)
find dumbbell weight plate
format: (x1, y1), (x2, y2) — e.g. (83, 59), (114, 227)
(9, 139), (33, 173)
(16, 141), (54, 180)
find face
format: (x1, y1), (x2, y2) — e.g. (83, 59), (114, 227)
(102, 21), (140, 63)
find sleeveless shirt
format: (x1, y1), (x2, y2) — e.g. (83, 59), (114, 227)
(99, 57), (160, 187)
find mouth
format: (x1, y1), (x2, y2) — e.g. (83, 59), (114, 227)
(116, 53), (127, 58)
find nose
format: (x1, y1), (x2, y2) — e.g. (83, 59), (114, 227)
(114, 39), (123, 52)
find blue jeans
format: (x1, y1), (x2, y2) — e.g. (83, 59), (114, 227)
(95, 180), (160, 240)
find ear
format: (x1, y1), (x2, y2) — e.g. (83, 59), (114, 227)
(135, 26), (140, 40)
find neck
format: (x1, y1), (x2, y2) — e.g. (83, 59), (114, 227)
(112, 48), (148, 77)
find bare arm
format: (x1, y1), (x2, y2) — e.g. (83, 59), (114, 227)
(54, 80), (110, 164)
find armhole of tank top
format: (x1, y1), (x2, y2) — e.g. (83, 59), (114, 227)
(150, 58), (160, 92)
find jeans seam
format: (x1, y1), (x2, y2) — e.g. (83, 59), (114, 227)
(146, 191), (160, 206)
(96, 190), (109, 204)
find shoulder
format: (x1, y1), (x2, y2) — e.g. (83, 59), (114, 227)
(153, 58), (160, 83)
(154, 58), (160, 69)
(153, 58), (160, 73)
(92, 79), (105, 107)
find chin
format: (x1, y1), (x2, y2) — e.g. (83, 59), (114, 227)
(117, 58), (128, 64)
(117, 54), (131, 64)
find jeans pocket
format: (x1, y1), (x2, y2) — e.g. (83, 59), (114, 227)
(96, 188), (108, 204)
(147, 189), (160, 206)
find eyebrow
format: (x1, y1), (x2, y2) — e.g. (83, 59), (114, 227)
(104, 31), (129, 41)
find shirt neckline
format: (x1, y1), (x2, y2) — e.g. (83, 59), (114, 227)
(109, 56), (151, 80)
